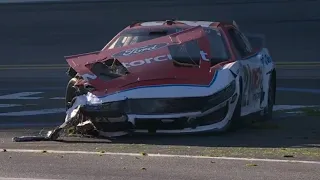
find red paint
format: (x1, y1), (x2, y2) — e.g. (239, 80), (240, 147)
(65, 21), (242, 95)
(251, 68), (262, 89)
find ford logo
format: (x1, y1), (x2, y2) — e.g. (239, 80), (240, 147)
(112, 43), (168, 57)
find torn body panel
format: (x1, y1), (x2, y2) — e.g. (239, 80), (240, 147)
(64, 66), (239, 137)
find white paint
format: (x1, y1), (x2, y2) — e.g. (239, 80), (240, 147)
(238, 48), (274, 117)
(200, 50), (210, 61)
(83, 69), (234, 104)
(286, 111), (304, 114)
(139, 21), (214, 27)
(0, 104), (21, 108)
(0, 92), (43, 100)
(81, 73), (97, 81)
(177, 21), (213, 27)
(121, 54), (172, 68)
(64, 77), (239, 133)
(0, 178), (60, 180)
(0, 0), (65, 3)
(140, 21), (165, 26)
(131, 101), (235, 134)
(50, 97), (65, 100)
(0, 108), (65, 116)
(0, 104), (314, 118)
(4, 149), (320, 165)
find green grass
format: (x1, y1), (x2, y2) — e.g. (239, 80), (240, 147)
(274, 106), (320, 116)
(300, 107), (320, 116)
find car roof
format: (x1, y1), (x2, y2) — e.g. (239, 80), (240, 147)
(124, 20), (235, 30)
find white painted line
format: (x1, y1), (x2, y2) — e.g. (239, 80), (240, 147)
(0, 178), (60, 180)
(50, 97), (65, 100)
(273, 105), (318, 111)
(286, 111), (304, 114)
(0, 92), (43, 100)
(0, 108), (65, 116)
(0, 104), (22, 108)
(3, 149), (320, 165)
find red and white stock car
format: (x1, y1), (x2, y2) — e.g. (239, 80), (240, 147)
(46, 20), (276, 139)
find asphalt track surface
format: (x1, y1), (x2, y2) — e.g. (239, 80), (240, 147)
(0, 65), (320, 180)
(1, 0), (320, 65)
(1, 0), (320, 179)
(1, 152), (320, 180)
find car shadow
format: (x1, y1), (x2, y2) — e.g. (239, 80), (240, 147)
(57, 113), (320, 149)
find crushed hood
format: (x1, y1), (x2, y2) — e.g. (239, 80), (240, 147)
(65, 26), (218, 94)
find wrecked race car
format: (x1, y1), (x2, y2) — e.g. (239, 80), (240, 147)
(13, 20), (276, 142)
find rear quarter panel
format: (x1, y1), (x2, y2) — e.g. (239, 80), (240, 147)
(228, 48), (275, 116)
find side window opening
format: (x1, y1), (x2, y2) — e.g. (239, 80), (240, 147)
(204, 28), (230, 66)
(228, 28), (251, 58)
(239, 33), (253, 52)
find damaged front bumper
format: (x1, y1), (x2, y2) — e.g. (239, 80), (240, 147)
(65, 80), (238, 137)
(12, 80), (238, 142)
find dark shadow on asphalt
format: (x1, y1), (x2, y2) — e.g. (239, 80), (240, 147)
(56, 113), (320, 148)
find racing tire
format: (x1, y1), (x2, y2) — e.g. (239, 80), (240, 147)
(210, 79), (243, 134)
(226, 80), (243, 132)
(65, 78), (78, 110)
(261, 76), (275, 121)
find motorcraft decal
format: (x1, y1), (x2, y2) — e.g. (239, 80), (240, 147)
(112, 43), (169, 57)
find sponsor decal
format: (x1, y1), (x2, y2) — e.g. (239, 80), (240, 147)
(112, 43), (169, 57)
(122, 54), (173, 68)
(122, 50), (209, 68)
(241, 64), (250, 107)
(251, 67), (262, 90)
(260, 53), (272, 65)
(200, 50), (210, 61)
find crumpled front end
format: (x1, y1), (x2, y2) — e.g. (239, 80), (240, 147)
(62, 25), (239, 137)
(64, 70), (239, 137)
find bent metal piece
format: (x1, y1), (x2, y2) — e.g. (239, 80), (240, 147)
(13, 126), (66, 142)
(12, 111), (80, 142)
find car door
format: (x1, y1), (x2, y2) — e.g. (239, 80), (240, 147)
(227, 27), (264, 115)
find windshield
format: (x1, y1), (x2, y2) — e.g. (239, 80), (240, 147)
(106, 28), (179, 49)
(105, 27), (230, 64)
(168, 39), (202, 66)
